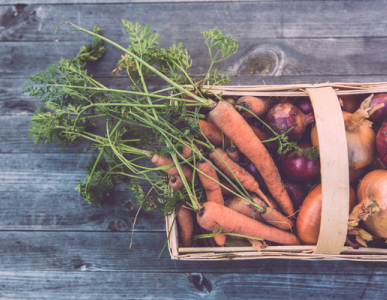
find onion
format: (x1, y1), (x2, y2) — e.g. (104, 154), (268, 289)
(339, 94), (363, 113)
(349, 170), (387, 238)
(376, 120), (387, 165)
(312, 95), (381, 170)
(280, 143), (320, 182)
(297, 184), (356, 245)
(368, 94), (387, 124)
(282, 179), (309, 210)
(294, 97), (314, 116)
(349, 167), (367, 185)
(265, 103), (314, 141)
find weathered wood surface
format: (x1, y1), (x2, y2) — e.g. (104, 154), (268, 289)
(2, 1), (387, 299)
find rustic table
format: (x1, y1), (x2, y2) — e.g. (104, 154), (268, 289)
(1, 1), (387, 298)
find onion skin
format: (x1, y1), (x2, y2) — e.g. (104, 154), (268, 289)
(368, 94), (387, 124)
(376, 121), (387, 165)
(280, 143), (320, 182)
(265, 103), (314, 141)
(294, 97), (314, 116)
(339, 94), (363, 113)
(282, 179), (309, 210)
(350, 170), (387, 238)
(297, 184), (356, 245)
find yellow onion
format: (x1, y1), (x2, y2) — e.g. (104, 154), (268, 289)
(349, 170), (387, 238)
(311, 95), (382, 170)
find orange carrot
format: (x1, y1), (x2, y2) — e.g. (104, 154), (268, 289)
(236, 96), (271, 118)
(226, 146), (239, 163)
(196, 160), (226, 246)
(209, 147), (271, 208)
(199, 120), (231, 147)
(207, 113), (214, 124)
(177, 205), (194, 247)
(225, 196), (266, 224)
(169, 175), (183, 191)
(147, 152), (193, 181)
(197, 201), (300, 245)
(197, 161), (224, 206)
(209, 101), (294, 216)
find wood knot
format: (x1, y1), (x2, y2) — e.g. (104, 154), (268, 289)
(188, 273), (212, 294)
(237, 47), (282, 76)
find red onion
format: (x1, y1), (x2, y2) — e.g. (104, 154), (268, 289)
(368, 94), (387, 124)
(294, 97), (314, 116)
(282, 179), (309, 210)
(376, 120), (387, 165)
(280, 143), (320, 182)
(339, 94), (363, 113)
(265, 103), (314, 141)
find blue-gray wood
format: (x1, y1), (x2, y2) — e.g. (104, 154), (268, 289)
(1, 1), (387, 299)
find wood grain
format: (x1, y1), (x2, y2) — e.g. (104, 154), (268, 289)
(1, 231), (387, 274)
(0, 270), (386, 299)
(1, 2), (386, 42)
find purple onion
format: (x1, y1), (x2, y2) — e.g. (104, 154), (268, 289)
(264, 103), (314, 141)
(280, 143), (320, 182)
(369, 94), (387, 124)
(377, 121), (387, 165)
(282, 179), (309, 210)
(294, 97), (314, 116)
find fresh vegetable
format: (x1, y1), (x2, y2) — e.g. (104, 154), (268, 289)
(349, 170), (387, 239)
(312, 94), (383, 170)
(280, 143), (320, 182)
(282, 179), (309, 211)
(197, 160), (224, 205)
(264, 103), (314, 141)
(209, 101), (295, 216)
(244, 161), (269, 194)
(368, 94), (387, 124)
(236, 96), (271, 118)
(170, 175), (183, 191)
(376, 120), (387, 165)
(226, 146), (239, 163)
(197, 201), (300, 245)
(177, 205), (194, 247)
(294, 97), (314, 116)
(147, 152), (193, 181)
(209, 147), (271, 208)
(339, 94), (363, 113)
(199, 119), (230, 147)
(297, 184), (356, 245)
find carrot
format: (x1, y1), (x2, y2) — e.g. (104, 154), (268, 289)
(250, 194), (294, 231)
(209, 147), (271, 208)
(197, 161), (224, 205)
(199, 119), (231, 147)
(177, 205), (194, 247)
(249, 125), (277, 150)
(209, 101), (294, 216)
(197, 201), (300, 245)
(146, 152), (193, 181)
(236, 96), (271, 118)
(226, 146), (239, 163)
(178, 143), (205, 160)
(200, 227), (217, 247)
(207, 113), (214, 124)
(224, 196), (266, 224)
(196, 160), (226, 246)
(169, 175), (183, 191)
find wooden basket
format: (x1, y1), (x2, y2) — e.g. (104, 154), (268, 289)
(166, 82), (387, 261)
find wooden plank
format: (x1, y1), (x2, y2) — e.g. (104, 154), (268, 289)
(1, 2), (386, 42)
(2, 231), (387, 273)
(0, 191), (164, 231)
(0, 270), (386, 299)
(4, 38), (387, 79)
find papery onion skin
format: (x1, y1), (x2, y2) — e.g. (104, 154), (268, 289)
(294, 97), (314, 116)
(297, 184), (356, 245)
(368, 94), (387, 124)
(282, 179), (309, 210)
(376, 121), (387, 165)
(353, 170), (387, 238)
(265, 103), (314, 141)
(280, 143), (320, 182)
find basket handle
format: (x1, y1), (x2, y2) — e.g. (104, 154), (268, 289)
(306, 87), (349, 255)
